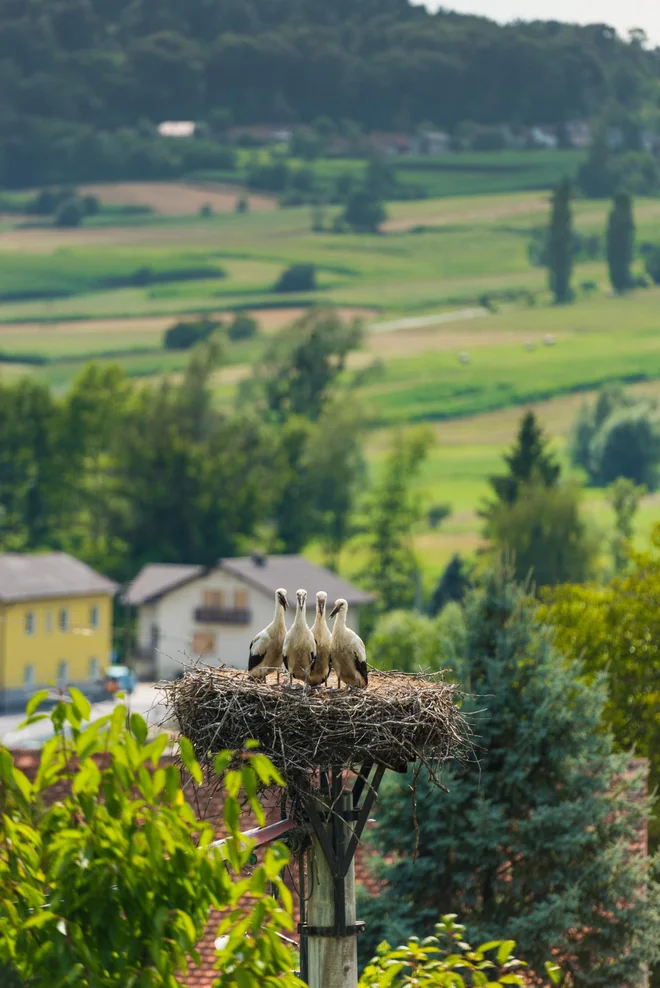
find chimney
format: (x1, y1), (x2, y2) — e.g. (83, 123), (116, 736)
(251, 552), (267, 568)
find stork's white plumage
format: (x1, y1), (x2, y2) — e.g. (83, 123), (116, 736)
(283, 589), (316, 685)
(309, 591), (331, 687)
(329, 598), (368, 689)
(247, 588), (288, 680)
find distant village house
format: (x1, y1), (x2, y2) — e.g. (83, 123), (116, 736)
(158, 121), (197, 138)
(124, 555), (374, 682)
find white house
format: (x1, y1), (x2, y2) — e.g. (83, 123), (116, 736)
(124, 555), (374, 681)
(158, 121), (196, 138)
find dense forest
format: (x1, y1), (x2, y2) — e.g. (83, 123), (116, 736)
(1, 0), (659, 186)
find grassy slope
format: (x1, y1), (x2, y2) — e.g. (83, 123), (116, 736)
(0, 182), (658, 578)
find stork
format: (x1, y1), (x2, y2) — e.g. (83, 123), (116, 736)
(329, 598), (368, 689)
(247, 588), (288, 681)
(309, 591), (331, 687)
(283, 589), (316, 686)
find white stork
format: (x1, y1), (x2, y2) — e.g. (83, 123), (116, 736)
(283, 589), (316, 686)
(309, 591), (331, 687)
(329, 598), (368, 689)
(247, 588), (288, 680)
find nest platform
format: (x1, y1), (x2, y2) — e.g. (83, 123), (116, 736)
(162, 666), (468, 800)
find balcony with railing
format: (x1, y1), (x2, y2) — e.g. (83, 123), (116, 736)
(194, 606), (252, 625)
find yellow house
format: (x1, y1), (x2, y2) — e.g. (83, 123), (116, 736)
(0, 552), (117, 712)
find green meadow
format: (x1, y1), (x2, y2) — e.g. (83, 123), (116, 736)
(0, 180), (659, 581)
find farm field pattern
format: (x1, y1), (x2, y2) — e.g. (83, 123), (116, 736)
(3, 174), (660, 582)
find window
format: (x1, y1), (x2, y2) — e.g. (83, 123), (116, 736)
(45, 610), (52, 634)
(234, 589), (249, 609)
(57, 661), (68, 686)
(90, 605), (99, 629)
(59, 609), (69, 632)
(24, 664), (35, 687)
(203, 590), (225, 609)
(192, 632), (216, 655)
(89, 657), (99, 680)
(24, 612), (35, 635)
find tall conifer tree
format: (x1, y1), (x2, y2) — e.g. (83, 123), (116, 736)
(607, 192), (635, 294)
(359, 564), (660, 985)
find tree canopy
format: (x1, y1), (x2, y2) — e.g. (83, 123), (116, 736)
(0, 693), (301, 987)
(0, 3), (658, 186)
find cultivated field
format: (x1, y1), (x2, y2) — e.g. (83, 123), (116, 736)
(78, 182), (277, 215)
(0, 179), (658, 580)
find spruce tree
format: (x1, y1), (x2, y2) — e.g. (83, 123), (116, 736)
(547, 178), (573, 303)
(488, 410), (560, 506)
(359, 563), (660, 985)
(429, 554), (470, 616)
(607, 192), (635, 294)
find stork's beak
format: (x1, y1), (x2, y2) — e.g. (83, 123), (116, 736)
(277, 591), (288, 611)
(318, 597), (325, 613)
(329, 602), (340, 618)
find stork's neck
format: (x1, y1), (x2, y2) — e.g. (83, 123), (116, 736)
(273, 600), (286, 627)
(294, 600), (307, 626)
(316, 601), (326, 623)
(334, 609), (347, 630)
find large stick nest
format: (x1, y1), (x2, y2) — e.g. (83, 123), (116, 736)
(162, 666), (470, 803)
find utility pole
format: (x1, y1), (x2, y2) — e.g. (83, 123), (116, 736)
(299, 764), (385, 988)
(307, 793), (358, 988)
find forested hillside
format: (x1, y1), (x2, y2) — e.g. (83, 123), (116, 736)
(0, 0), (658, 187)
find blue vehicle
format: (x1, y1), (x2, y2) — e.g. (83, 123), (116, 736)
(104, 664), (137, 696)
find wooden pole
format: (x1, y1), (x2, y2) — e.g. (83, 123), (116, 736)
(306, 792), (358, 988)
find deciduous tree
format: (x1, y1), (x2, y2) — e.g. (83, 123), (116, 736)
(0, 693), (302, 987)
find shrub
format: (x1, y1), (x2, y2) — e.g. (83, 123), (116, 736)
(273, 263), (317, 293)
(427, 503), (452, 528)
(55, 197), (85, 228)
(199, 203), (213, 218)
(343, 190), (387, 232)
(235, 196), (249, 214)
(359, 916), (538, 988)
(164, 318), (219, 350)
(228, 313), (258, 341)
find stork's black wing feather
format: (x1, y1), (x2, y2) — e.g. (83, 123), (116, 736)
(248, 635), (267, 671)
(354, 651), (368, 686)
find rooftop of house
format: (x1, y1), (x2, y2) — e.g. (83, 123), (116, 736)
(124, 555), (375, 608)
(0, 552), (117, 604)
